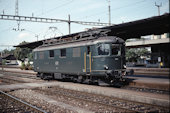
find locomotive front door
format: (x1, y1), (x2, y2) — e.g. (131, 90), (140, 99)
(84, 46), (92, 74)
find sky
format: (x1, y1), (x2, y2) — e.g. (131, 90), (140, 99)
(0, 0), (169, 51)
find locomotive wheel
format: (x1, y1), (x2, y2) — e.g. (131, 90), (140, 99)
(36, 72), (40, 77)
(73, 77), (78, 83)
(98, 79), (110, 86)
(40, 73), (44, 79)
(76, 76), (83, 83)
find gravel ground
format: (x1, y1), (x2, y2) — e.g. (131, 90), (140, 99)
(0, 72), (43, 84)
(33, 86), (169, 113)
(6, 86), (170, 113)
(33, 87), (134, 112)
(0, 93), (34, 113)
(1, 71), (169, 112)
(9, 89), (78, 113)
(9, 88), (128, 113)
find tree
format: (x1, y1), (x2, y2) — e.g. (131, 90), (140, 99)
(126, 48), (138, 62)
(27, 52), (33, 62)
(14, 41), (32, 62)
(2, 49), (15, 55)
(126, 48), (150, 62)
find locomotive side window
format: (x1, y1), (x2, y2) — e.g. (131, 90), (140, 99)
(49, 50), (54, 58)
(98, 44), (110, 55)
(60, 49), (66, 57)
(112, 45), (121, 55)
(39, 52), (44, 59)
(73, 48), (80, 57)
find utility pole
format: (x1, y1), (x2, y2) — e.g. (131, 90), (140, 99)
(155, 2), (162, 16)
(35, 35), (39, 41)
(15, 0), (18, 16)
(169, 0), (170, 14)
(68, 14), (71, 34)
(155, 2), (162, 39)
(168, 0), (170, 38)
(2, 10), (4, 15)
(14, 0), (22, 31)
(107, 0), (111, 25)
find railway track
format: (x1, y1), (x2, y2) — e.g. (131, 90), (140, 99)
(0, 76), (27, 84)
(0, 71), (41, 80)
(0, 71), (169, 95)
(0, 68), (169, 112)
(0, 90), (47, 113)
(122, 86), (169, 95)
(0, 72), (42, 85)
(34, 87), (169, 113)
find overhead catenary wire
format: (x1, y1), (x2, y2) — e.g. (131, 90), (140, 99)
(0, 0), (74, 34)
(75, 0), (147, 21)
(37, 0), (74, 17)
(0, 0), (147, 32)
(0, 0), (168, 47)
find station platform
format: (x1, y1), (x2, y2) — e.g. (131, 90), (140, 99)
(0, 67), (169, 90)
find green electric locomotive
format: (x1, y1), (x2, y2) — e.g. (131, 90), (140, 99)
(33, 30), (127, 85)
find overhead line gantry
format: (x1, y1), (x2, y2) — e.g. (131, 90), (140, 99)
(0, 14), (113, 34)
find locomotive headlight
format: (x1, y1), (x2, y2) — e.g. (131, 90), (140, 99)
(104, 65), (109, 70)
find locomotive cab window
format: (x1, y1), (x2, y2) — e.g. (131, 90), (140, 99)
(98, 44), (110, 55)
(49, 50), (54, 58)
(112, 45), (121, 56)
(60, 49), (66, 57)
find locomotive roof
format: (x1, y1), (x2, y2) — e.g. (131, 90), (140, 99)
(33, 36), (124, 52)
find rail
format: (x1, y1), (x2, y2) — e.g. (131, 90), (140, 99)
(0, 90), (47, 113)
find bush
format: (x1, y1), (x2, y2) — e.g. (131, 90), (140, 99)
(28, 65), (33, 70)
(20, 62), (33, 70)
(25, 63), (30, 70)
(20, 62), (25, 70)
(26, 63), (33, 70)
(2, 60), (6, 65)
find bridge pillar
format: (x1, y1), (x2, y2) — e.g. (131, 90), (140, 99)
(151, 43), (170, 68)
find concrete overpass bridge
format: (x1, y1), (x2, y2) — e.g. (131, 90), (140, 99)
(126, 34), (169, 68)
